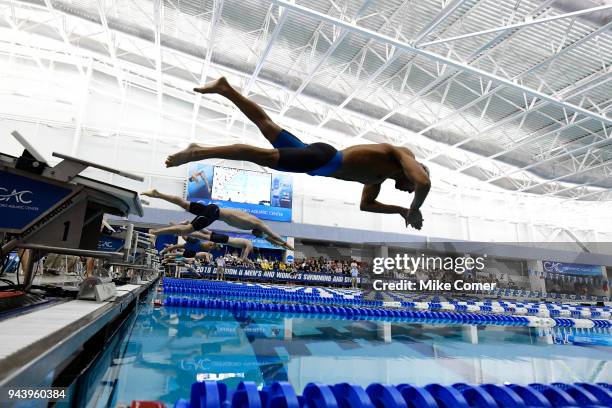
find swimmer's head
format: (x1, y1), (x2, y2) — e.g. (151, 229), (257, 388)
(202, 242), (218, 250)
(395, 177), (414, 193)
(394, 163), (429, 193)
(420, 163), (430, 177)
(251, 228), (264, 238)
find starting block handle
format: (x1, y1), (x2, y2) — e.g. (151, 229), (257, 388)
(9, 243), (123, 258)
(52, 152), (144, 182)
(11, 131), (47, 164)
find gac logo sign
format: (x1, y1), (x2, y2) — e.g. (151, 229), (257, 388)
(543, 261), (561, 272)
(0, 188), (33, 204)
(98, 241), (115, 249)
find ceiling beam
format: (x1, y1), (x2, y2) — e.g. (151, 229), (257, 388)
(278, 0), (373, 117)
(271, 0), (612, 128)
(519, 157), (612, 193)
(315, 52), (401, 130)
(416, 18), (612, 143)
(153, 0), (163, 118)
(314, 0), (476, 132)
(412, 0), (470, 45)
(419, 3), (612, 48)
(190, 0), (224, 140)
(42, 0), (85, 76)
(96, 0), (125, 93)
(486, 126), (611, 183)
(227, 5), (287, 129)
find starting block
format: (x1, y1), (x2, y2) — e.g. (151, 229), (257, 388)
(0, 131), (144, 290)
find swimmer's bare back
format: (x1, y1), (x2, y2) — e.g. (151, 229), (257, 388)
(331, 143), (415, 184)
(217, 207), (260, 230)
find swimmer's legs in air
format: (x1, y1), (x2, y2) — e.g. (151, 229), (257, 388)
(143, 190), (221, 236)
(166, 77), (343, 181)
(166, 77), (299, 168)
(142, 189), (190, 211)
(193, 77), (282, 144)
(166, 140), (279, 168)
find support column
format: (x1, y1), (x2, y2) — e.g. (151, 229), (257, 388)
(462, 325), (479, 344)
(377, 321), (391, 343)
(375, 245), (389, 259)
(284, 318), (293, 340)
(284, 237), (295, 264)
(527, 260), (545, 293)
(71, 60), (93, 156)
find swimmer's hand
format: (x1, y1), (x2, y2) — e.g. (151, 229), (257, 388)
(401, 208), (423, 230)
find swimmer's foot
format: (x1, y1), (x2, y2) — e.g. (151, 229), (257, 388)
(193, 77), (230, 95)
(165, 143), (200, 167)
(141, 189), (160, 198)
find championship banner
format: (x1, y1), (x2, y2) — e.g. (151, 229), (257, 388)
(192, 266), (362, 286)
(542, 261), (602, 276)
(187, 163), (293, 222)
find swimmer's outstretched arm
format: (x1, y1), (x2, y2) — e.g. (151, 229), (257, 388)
(269, 237), (293, 251)
(160, 243), (184, 255)
(194, 252), (212, 263)
(359, 183), (408, 217)
(163, 251), (181, 260)
(392, 149), (431, 212)
(257, 225), (293, 250)
(190, 230), (213, 240)
(228, 238), (253, 260)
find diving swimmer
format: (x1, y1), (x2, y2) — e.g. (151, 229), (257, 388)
(165, 77), (430, 230)
(143, 189), (293, 250)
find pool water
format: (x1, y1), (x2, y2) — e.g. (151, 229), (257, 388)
(81, 295), (612, 407)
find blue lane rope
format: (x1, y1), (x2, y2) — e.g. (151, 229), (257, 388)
(161, 278), (612, 329)
(169, 380), (612, 408)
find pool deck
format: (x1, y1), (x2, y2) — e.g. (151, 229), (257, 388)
(0, 279), (156, 389)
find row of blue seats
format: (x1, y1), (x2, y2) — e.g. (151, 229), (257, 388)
(163, 297), (533, 326)
(171, 380), (612, 408)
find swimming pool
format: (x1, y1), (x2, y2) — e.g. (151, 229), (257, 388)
(77, 285), (611, 407)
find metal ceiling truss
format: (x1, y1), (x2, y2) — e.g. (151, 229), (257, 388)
(1, 0), (611, 201)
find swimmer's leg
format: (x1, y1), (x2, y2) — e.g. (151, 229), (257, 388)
(150, 223), (195, 236)
(166, 143), (279, 168)
(194, 77), (282, 144)
(142, 189), (190, 211)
